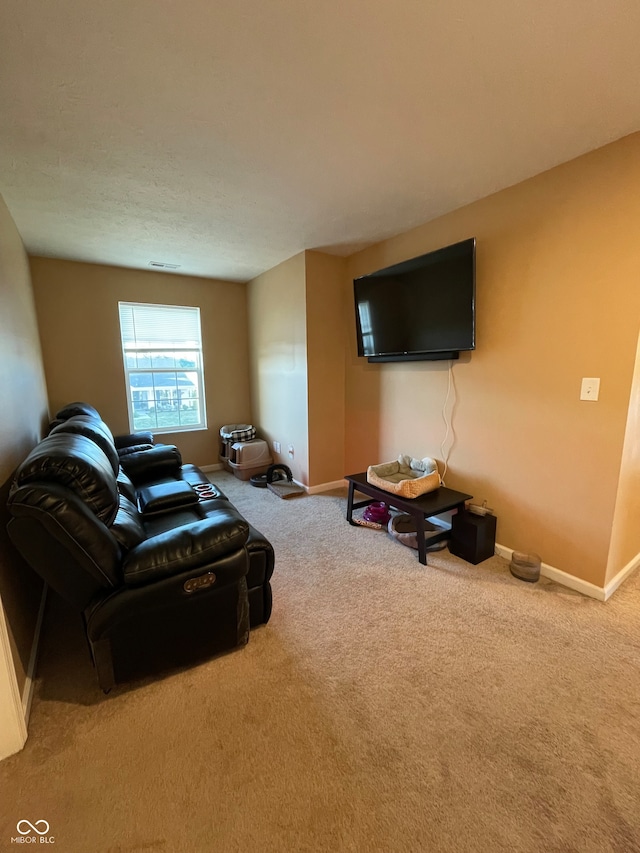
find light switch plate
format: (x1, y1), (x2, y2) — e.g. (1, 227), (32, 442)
(580, 377), (600, 401)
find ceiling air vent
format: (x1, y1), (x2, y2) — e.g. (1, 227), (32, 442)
(149, 261), (180, 270)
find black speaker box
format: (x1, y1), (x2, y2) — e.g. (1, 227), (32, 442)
(449, 510), (497, 564)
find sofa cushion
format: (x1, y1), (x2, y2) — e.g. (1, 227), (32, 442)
(111, 495), (146, 553)
(117, 470), (137, 504)
(123, 508), (249, 586)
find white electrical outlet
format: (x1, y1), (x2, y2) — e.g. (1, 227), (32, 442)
(273, 441), (281, 453)
(580, 378), (600, 401)
(287, 445), (294, 458)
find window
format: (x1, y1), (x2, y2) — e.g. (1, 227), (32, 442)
(118, 302), (206, 434)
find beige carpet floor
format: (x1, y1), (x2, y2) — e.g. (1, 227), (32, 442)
(1, 471), (640, 853)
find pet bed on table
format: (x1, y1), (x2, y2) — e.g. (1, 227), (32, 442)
(366, 455), (441, 498)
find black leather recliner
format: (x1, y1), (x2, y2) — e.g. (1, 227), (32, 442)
(6, 403), (274, 690)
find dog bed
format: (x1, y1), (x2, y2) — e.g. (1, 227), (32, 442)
(219, 424), (256, 443)
(388, 514), (447, 551)
(367, 455), (441, 498)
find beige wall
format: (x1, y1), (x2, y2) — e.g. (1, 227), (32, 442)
(247, 253), (309, 483)
(606, 331), (640, 584)
(0, 194), (48, 695)
(11, 135), (640, 594)
(29, 258), (252, 468)
(345, 133), (640, 588)
(305, 251), (348, 485)
(247, 250), (348, 487)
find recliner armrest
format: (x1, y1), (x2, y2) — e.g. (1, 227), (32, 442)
(115, 431), (155, 450)
(137, 481), (199, 515)
(119, 444), (183, 484)
(123, 508), (249, 587)
(117, 443), (154, 458)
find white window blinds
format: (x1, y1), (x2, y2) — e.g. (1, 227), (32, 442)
(118, 302), (206, 434)
(119, 303), (203, 350)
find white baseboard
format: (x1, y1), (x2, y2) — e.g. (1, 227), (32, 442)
(603, 551), (640, 600)
(305, 479), (347, 495)
(206, 468), (346, 495)
(0, 598), (28, 760)
(22, 584), (47, 722)
(495, 543), (607, 601)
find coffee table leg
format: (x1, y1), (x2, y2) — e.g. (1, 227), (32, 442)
(346, 481), (355, 524)
(415, 513), (427, 565)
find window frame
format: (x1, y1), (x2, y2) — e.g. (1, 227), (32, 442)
(118, 301), (207, 435)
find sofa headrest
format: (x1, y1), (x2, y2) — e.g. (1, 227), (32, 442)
(7, 482), (122, 607)
(55, 401), (101, 421)
(49, 415), (120, 476)
(13, 433), (119, 526)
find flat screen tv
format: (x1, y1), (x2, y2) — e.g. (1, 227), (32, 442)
(353, 237), (476, 362)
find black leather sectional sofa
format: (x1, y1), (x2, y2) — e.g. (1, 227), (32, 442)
(6, 403), (274, 691)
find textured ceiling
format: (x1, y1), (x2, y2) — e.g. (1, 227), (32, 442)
(1, 0), (640, 282)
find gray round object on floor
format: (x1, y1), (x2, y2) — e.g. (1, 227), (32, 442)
(387, 514), (446, 551)
(510, 551), (541, 583)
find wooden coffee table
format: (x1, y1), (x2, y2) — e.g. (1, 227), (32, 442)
(345, 471), (472, 566)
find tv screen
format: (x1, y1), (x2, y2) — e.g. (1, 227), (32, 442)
(354, 238), (476, 362)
